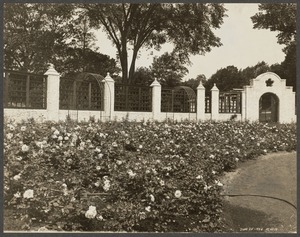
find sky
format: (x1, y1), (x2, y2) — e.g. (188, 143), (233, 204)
(94, 3), (286, 81)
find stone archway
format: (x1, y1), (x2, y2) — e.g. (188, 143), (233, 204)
(259, 92), (279, 122)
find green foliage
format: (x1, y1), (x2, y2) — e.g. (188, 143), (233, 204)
(85, 3), (227, 82)
(3, 3), (120, 77)
(270, 43), (296, 91)
(251, 3), (296, 50)
(205, 66), (243, 91)
(181, 74), (207, 91)
(131, 67), (154, 86)
(58, 47), (120, 78)
(251, 3), (296, 91)
(4, 3), (76, 73)
(4, 120), (296, 232)
(152, 52), (189, 87)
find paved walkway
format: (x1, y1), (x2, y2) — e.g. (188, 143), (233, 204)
(220, 152), (297, 233)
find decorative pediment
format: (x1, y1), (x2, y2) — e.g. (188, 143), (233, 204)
(265, 78), (274, 87)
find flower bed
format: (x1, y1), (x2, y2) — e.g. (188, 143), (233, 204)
(4, 119), (296, 232)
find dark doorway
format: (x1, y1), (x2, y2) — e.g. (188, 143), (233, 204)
(259, 93), (279, 122)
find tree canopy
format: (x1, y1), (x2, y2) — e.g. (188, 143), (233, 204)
(4, 3), (75, 73)
(4, 3), (120, 77)
(251, 3), (296, 90)
(251, 3), (296, 52)
(151, 52), (189, 87)
(85, 3), (227, 83)
(204, 62), (271, 92)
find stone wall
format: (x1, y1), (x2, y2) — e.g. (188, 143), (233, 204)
(4, 66), (296, 123)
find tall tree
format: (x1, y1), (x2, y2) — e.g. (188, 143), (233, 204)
(251, 3), (296, 53)
(85, 3), (227, 83)
(56, 47), (120, 78)
(205, 66), (242, 91)
(240, 61), (270, 85)
(181, 74), (207, 91)
(131, 67), (154, 86)
(251, 3), (296, 90)
(151, 52), (188, 87)
(4, 3), (76, 73)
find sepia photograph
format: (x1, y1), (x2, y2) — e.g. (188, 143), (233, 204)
(3, 1), (297, 234)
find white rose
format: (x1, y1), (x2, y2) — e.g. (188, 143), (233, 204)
(21, 144), (29, 152)
(128, 169), (136, 178)
(196, 175), (203, 180)
(20, 126), (26, 131)
(174, 190), (182, 198)
(85, 205), (97, 219)
(103, 183), (110, 191)
(149, 194), (155, 202)
(13, 174), (21, 181)
(23, 189), (34, 199)
(6, 133), (13, 140)
(14, 192), (21, 198)
(145, 206), (151, 212)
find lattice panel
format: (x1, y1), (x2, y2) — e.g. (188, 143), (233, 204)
(7, 73), (27, 108)
(161, 89), (173, 112)
(90, 81), (103, 110)
(115, 84), (152, 111)
(205, 96), (211, 113)
(162, 88), (196, 113)
(59, 77), (75, 110)
(219, 92), (241, 113)
(29, 75), (47, 109)
(60, 78), (103, 111)
(76, 82), (90, 110)
(5, 71), (47, 109)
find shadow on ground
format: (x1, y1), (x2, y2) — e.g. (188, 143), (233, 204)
(221, 201), (281, 232)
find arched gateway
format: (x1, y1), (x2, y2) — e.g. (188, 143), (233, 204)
(243, 72), (295, 123)
(259, 92), (279, 122)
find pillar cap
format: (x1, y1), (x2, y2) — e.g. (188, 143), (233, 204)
(197, 80), (205, 89)
(102, 72), (114, 83)
(44, 64), (60, 76)
(150, 78), (161, 87)
(211, 83), (219, 91)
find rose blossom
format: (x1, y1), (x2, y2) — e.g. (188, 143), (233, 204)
(174, 190), (182, 198)
(13, 174), (21, 181)
(85, 205), (97, 219)
(21, 144), (29, 152)
(6, 133), (13, 140)
(14, 192), (21, 198)
(145, 206), (151, 212)
(128, 169), (136, 178)
(149, 194), (155, 202)
(23, 189), (34, 199)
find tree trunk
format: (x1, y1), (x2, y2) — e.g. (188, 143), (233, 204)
(128, 48), (139, 84)
(120, 39), (128, 83)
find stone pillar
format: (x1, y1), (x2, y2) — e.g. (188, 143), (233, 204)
(211, 83), (219, 120)
(150, 79), (161, 121)
(44, 64), (60, 121)
(241, 90), (246, 121)
(196, 80), (205, 121)
(102, 73), (115, 121)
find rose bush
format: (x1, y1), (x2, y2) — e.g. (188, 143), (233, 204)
(4, 118), (296, 232)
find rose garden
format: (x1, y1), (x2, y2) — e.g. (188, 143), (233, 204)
(3, 2), (297, 233)
(3, 118), (296, 232)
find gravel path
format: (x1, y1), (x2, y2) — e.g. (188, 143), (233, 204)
(220, 152), (297, 233)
